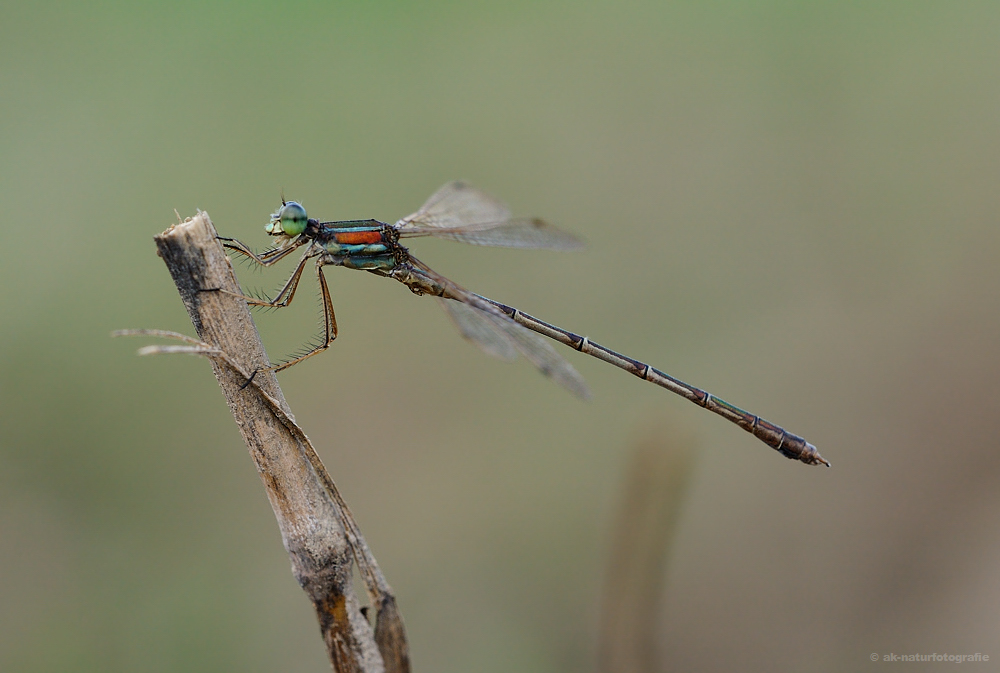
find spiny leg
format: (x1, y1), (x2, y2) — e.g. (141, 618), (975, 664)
(269, 258), (339, 373)
(241, 248), (314, 309)
(218, 236), (304, 267)
(209, 245), (315, 310)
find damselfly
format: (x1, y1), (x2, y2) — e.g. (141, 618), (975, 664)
(219, 182), (827, 466)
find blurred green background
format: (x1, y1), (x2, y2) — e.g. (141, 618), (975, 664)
(3, 2), (999, 671)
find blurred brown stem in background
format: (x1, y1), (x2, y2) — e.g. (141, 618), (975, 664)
(124, 212), (408, 673)
(598, 421), (697, 673)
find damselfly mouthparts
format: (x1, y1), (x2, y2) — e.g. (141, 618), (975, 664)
(219, 182), (827, 466)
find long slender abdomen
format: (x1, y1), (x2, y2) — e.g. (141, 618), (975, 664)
(476, 295), (828, 466)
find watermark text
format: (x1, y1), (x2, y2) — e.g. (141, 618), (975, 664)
(871, 652), (989, 663)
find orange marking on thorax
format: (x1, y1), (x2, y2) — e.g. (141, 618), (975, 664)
(334, 230), (383, 245)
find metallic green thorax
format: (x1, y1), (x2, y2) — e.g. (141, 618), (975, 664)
(314, 219), (399, 272)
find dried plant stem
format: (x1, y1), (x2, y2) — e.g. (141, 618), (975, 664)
(135, 211), (408, 673)
(598, 423), (697, 673)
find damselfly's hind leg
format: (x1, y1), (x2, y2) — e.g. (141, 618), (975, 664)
(267, 258), (339, 373)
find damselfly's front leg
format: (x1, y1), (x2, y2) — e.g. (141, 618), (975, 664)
(218, 236), (304, 267)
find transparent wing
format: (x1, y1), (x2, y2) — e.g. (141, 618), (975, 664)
(399, 217), (583, 250)
(397, 181), (510, 229)
(396, 181), (583, 250)
(439, 298), (519, 362)
(407, 257), (590, 398)
(441, 297), (591, 398)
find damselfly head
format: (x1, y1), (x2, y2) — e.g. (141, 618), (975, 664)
(266, 201), (308, 237)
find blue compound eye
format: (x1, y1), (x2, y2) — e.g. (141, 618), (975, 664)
(266, 201), (308, 236)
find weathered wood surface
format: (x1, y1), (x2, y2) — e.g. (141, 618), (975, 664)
(151, 212), (409, 673)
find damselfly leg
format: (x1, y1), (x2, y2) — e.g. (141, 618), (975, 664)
(219, 237), (338, 372)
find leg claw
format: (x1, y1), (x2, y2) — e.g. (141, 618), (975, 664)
(239, 369), (260, 390)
